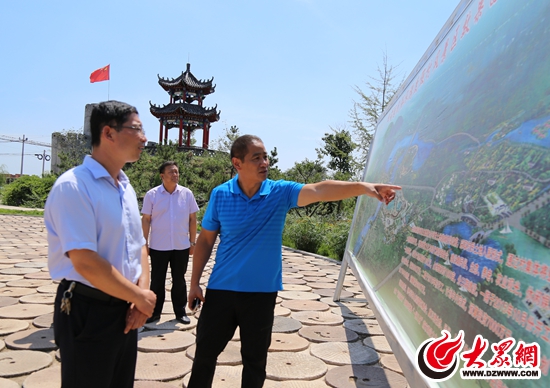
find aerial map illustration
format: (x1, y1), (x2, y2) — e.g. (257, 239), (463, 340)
(348, 1), (550, 386)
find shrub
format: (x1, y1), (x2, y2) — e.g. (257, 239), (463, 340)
(320, 219), (352, 260)
(2, 175), (57, 208)
(284, 213), (352, 260)
(283, 215), (325, 253)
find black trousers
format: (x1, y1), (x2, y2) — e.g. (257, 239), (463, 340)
(149, 248), (190, 317)
(187, 289), (277, 388)
(53, 282), (137, 388)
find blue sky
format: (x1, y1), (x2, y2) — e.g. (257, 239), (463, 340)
(0, 0), (458, 176)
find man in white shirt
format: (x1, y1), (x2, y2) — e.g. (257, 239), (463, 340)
(45, 100), (156, 388)
(142, 161), (199, 324)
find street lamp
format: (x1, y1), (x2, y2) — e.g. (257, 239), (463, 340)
(34, 150), (51, 177)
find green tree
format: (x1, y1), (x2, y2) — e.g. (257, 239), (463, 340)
(188, 131), (197, 146)
(316, 127), (357, 179)
(268, 146), (284, 181)
(284, 158), (326, 186)
(213, 125), (240, 153)
(269, 146), (279, 168)
(315, 127), (359, 216)
(350, 50), (401, 165)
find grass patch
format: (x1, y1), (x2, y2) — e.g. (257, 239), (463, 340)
(0, 208), (44, 216)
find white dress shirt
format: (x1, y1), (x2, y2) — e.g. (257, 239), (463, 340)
(141, 184), (199, 251)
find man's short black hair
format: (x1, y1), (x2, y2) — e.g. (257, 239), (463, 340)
(159, 161), (178, 174)
(230, 135), (263, 162)
(89, 100), (138, 147)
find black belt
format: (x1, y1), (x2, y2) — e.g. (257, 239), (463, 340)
(61, 279), (127, 305)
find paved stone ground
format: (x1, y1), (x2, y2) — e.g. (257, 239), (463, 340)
(0, 214), (409, 387)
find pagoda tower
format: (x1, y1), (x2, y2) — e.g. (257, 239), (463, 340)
(150, 63), (220, 148)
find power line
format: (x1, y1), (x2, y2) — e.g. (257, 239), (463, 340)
(0, 134), (51, 147)
(0, 134), (51, 175)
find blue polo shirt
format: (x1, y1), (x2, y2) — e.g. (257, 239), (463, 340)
(202, 176), (304, 292)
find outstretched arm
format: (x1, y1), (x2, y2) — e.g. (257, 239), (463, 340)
(297, 181), (401, 207)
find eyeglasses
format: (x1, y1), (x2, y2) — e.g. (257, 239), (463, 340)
(120, 125), (145, 134)
(111, 124), (145, 134)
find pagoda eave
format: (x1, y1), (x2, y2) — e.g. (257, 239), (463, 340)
(157, 69), (215, 94)
(149, 102), (219, 121)
(158, 82), (215, 95)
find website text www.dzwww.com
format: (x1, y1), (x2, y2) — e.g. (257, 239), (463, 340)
(460, 368), (541, 380)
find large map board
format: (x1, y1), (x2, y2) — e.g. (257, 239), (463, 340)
(345, 1), (550, 387)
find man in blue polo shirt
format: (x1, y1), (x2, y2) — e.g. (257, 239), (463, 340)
(187, 134), (401, 387)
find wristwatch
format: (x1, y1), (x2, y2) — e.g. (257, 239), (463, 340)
(190, 242), (196, 246)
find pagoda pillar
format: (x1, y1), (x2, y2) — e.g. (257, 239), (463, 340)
(159, 120), (163, 144)
(202, 122), (208, 149)
(186, 128), (191, 147)
(178, 119), (183, 147)
(164, 126), (168, 145)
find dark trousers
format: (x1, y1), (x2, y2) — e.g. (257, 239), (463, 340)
(187, 289), (277, 388)
(53, 282), (137, 388)
(149, 248), (190, 317)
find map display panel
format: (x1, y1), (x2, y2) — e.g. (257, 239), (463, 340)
(348, 1), (550, 386)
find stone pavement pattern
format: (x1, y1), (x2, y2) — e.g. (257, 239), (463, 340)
(0, 214), (409, 387)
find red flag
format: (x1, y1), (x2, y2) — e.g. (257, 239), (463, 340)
(90, 65), (110, 83)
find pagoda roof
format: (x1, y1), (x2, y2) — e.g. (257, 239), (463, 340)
(149, 102), (220, 122)
(158, 63), (215, 94)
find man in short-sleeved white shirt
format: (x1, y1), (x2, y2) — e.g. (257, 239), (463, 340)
(142, 161), (199, 324)
(44, 101), (156, 388)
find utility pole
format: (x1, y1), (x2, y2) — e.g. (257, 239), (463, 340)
(34, 150), (51, 177)
(0, 134), (51, 176)
(20, 134), (28, 175)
